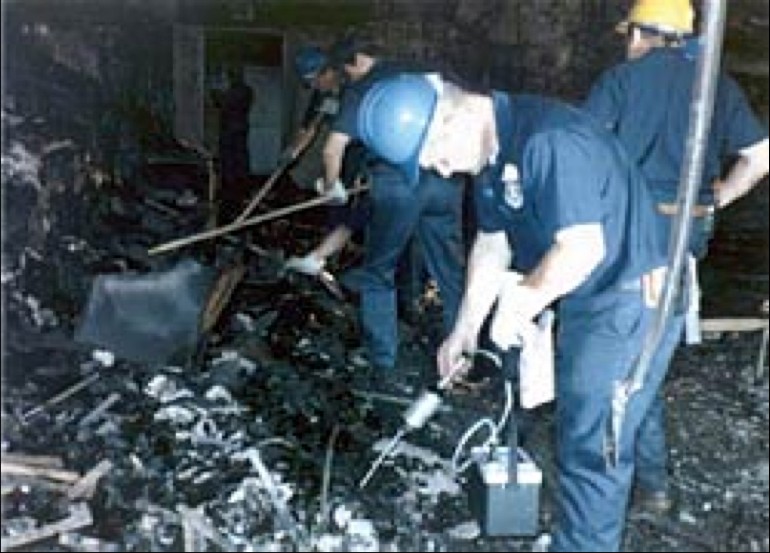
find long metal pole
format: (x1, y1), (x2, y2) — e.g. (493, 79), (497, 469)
(607, 0), (728, 465)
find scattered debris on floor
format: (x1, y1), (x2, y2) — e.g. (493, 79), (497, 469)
(2, 78), (768, 553)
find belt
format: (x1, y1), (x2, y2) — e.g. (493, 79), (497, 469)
(657, 202), (715, 218)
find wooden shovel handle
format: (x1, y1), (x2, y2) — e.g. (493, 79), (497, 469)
(148, 184), (368, 256)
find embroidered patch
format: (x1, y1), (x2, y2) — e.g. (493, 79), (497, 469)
(502, 163), (523, 209)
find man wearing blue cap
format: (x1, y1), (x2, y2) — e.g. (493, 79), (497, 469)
(316, 36), (465, 376)
(356, 72), (676, 551)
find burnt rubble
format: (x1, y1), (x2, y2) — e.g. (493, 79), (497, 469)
(2, 94), (769, 553)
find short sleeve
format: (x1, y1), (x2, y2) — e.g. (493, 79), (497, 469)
(582, 69), (623, 132)
(473, 177), (509, 233)
(330, 88), (361, 137)
(719, 75), (768, 155)
(525, 131), (605, 237)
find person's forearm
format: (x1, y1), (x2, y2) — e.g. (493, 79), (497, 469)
(322, 132), (350, 187)
(715, 139), (770, 209)
(455, 232), (512, 335)
(517, 224), (605, 317)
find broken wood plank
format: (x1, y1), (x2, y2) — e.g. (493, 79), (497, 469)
(700, 317), (768, 333)
(58, 531), (121, 552)
(1, 502), (92, 550)
(67, 459), (113, 500)
(78, 393), (121, 427)
(20, 372), (100, 422)
(244, 448), (310, 549)
(1, 461), (81, 483)
(1, 475), (71, 495)
(177, 505), (231, 551)
(1, 453), (64, 468)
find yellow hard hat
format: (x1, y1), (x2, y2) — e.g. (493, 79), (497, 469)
(616, 0), (694, 36)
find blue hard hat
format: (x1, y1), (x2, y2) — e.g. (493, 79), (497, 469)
(357, 74), (438, 185)
(294, 46), (328, 84)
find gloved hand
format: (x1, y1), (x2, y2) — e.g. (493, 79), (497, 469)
(437, 327), (477, 383)
(319, 96), (340, 116)
(489, 271), (539, 350)
(284, 253), (325, 276)
(315, 178), (348, 205)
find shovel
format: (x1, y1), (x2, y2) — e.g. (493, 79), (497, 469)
(147, 183), (369, 256)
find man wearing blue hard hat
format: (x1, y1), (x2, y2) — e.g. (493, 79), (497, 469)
(282, 43), (371, 279)
(584, 0), (769, 516)
(283, 46), (343, 173)
(314, 34), (465, 376)
(356, 72), (675, 551)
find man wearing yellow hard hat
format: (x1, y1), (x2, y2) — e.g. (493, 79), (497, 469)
(584, 0), (768, 543)
(616, 0), (694, 36)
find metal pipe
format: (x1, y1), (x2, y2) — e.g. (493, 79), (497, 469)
(607, 0), (728, 465)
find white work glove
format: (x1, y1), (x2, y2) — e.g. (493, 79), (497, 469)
(319, 96), (340, 116)
(315, 178), (348, 205)
(284, 253), (325, 276)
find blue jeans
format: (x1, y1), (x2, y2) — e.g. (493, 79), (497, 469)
(549, 289), (683, 552)
(635, 313), (684, 495)
(636, 206), (704, 494)
(343, 168), (464, 369)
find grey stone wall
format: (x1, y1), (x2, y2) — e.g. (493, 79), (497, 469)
(353, 0), (629, 99)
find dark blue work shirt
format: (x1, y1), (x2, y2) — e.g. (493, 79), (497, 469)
(475, 94), (667, 303)
(583, 47), (767, 204)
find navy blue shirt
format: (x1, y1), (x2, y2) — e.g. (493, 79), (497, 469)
(584, 47), (767, 204)
(475, 94), (667, 302)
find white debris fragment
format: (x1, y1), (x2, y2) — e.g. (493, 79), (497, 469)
(144, 374), (193, 403)
(19, 293), (58, 327)
(412, 468), (461, 498)
(345, 519), (379, 552)
(91, 349), (115, 367)
(2, 142), (42, 189)
(235, 312), (256, 332)
(447, 520), (481, 540)
(532, 533), (553, 552)
(153, 405), (197, 425)
(212, 349), (257, 374)
(1, 268), (16, 284)
(227, 476), (261, 503)
(314, 533), (344, 552)
(205, 384), (233, 404)
(332, 504), (354, 530)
